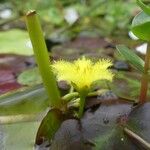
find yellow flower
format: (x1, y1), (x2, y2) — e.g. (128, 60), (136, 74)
(52, 57), (113, 91)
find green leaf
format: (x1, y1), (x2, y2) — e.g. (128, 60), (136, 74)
(116, 45), (144, 73)
(94, 128), (132, 150)
(110, 72), (140, 102)
(132, 11), (150, 41)
(127, 102), (150, 149)
(36, 109), (65, 145)
(137, 0), (150, 16)
(17, 68), (42, 86)
(38, 7), (64, 25)
(110, 71), (150, 102)
(3, 121), (40, 150)
(0, 29), (33, 55)
(0, 85), (48, 115)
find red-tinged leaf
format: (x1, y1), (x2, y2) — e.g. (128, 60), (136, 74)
(0, 54), (35, 94)
(0, 82), (22, 95)
(0, 54), (35, 74)
(0, 70), (15, 83)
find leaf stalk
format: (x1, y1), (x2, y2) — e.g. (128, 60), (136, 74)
(25, 10), (61, 108)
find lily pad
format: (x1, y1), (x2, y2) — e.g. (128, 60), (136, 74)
(18, 68), (42, 86)
(0, 29), (33, 55)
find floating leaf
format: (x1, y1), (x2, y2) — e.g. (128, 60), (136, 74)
(116, 45), (144, 73)
(94, 127), (137, 150)
(109, 72), (150, 101)
(3, 121), (40, 150)
(50, 99), (133, 149)
(0, 82), (22, 95)
(126, 102), (150, 149)
(110, 71), (150, 102)
(17, 68), (42, 86)
(50, 119), (86, 150)
(0, 29), (33, 55)
(0, 54), (35, 74)
(0, 85), (48, 115)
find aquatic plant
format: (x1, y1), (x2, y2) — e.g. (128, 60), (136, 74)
(117, 0), (150, 104)
(52, 57), (113, 117)
(26, 10), (61, 108)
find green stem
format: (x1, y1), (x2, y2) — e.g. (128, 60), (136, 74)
(62, 89), (107, 102)
(69, 98), (80, 108)
(78, 94), (86, 118)
(69, 85), (74, 93)
(62, 92), (79, 101)
(25, 10), (61, 108)
(139, 43), (150, 104)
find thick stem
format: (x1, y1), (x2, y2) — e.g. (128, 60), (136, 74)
(139, 44), (150, 104)
(25, 10), (61, 108)
(78, 94), (86, 118)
